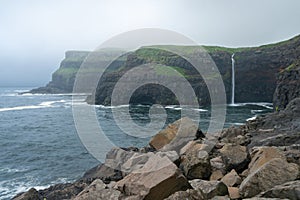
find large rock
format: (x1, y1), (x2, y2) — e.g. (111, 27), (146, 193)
(37, 180), (88, 200)
(221, 169), (241, 187)
(115, 154), (190, 200)
(164, 189), (204, 200)
(180, 143), (211, 180)
(105, 147), (137, 171)
(219, 143), (249, 172)
(248, 98), (300, 147)
(121, 151), (179, 176)
(82, 163), (123, 183)
(247, 147), (285, 174)
(239, 158), (299, 198)
(74, 179), (121, 200)
(227, 187), (240, 199)
(189, 179), (228, 199)
(149, 117), (199, 152)
(13, 188), (41, 200)
(259, 180), (300, 200)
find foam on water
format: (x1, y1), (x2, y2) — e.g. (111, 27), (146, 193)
(0, 100), (66, 112)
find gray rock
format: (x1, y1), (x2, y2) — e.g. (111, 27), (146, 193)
(164, 189), (204, 200)
(239, 158), (299, 198)
(221, 169), (242, 187)
(189, 179), (228, 199)
(74, 179), (121, 200)
(82, 163), (123, 183)
(219, 143), (249, 172)
(260, 180), (300, 200)
(121, 151), (179, 176)
(180, 144), (211, 179)
(105, 147), (137, 171)
(13, 188), (41, 200)
(115, 154), (190, 200)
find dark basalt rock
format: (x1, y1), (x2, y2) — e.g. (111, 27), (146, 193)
(273, 60), (300, 111)
(28, 35), (300, 106)
(247, 97), (300, 147)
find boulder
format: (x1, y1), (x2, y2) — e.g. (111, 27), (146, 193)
(149, 117), (199, 152)
(210, 196), (230, 200)
(239, 158), (299, 198)
(219, 143), (249, 172)
(259, 180), (300, 200)
(37, 180), (89, 200)
(115, 154), (190, 200)
(74, 179), (121, 200)
(220, 126), (250, 145)
(247, 146), (285, 174)
(105, 147), (137, 171)
(228, 187), (240, 199)
(180, 144), (211, 179)
(221, 169), (241, 187)
(13, 188), (41, 200)
(210, 170), (224, 181)
(164, 189), (204, 200)
(121, 151), (179, 176)
(82, 163), (123, 183)
(210, 156), (226, 171)
(189, 179), (228, 199)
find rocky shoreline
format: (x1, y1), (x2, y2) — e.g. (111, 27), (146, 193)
(14, 98), (300, 200)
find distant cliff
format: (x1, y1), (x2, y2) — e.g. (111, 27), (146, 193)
(30, 51), (89, 94)
(30, 35), (300, 105)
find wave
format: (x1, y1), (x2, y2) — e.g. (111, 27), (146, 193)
(228, 102), (273, 109)
(251, 109), (264, 114)
(192, 108), (209, 112)
(246, 115), (257, 121)
(0, 176), (71, 199)
(94, 104), (130, 109)
(0, 100), (65, 112)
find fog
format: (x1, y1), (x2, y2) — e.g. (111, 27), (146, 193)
(1, 0), (300, 86)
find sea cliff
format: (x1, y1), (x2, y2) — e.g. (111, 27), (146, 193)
(15, 66), (300, 199)
(29, 35), (300, 105)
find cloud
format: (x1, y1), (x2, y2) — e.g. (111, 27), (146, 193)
(0, 0), (300, 86)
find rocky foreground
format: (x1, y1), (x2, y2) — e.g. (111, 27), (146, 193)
(14, 98), (300, 200)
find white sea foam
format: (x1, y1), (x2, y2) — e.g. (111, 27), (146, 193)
(0, 100), (66, 112)
(165, 105), (176, 109)
(95, 104), (130, 109)
(246, 115), (257, 121)
(233, 122), (245, 126)
(173, 107), (182, 110)
(251, 109), (264, 114)
(228, 102), (273, 109)
(192, 108), (208, 112)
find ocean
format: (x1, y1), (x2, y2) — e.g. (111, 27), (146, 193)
(0, 87), (273, 199)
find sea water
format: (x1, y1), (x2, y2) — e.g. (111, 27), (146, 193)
(0, 87), (273, 199)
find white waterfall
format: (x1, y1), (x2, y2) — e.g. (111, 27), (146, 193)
(231, 53), (235, 105)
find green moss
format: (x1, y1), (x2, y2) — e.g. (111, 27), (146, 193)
(154, 65), (188, 77)
(285, 63), (296, 71)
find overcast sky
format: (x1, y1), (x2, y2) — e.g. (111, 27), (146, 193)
(1, 0), (300, 86)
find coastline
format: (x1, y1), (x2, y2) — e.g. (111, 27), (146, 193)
(13, 98), (300, 199)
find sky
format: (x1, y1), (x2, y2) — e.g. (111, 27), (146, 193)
(1, 0), (300, 87)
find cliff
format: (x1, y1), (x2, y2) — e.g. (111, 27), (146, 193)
(30, 51), (89, 94)
(30, 35), (300, 105)
(273, 59), (300, 111)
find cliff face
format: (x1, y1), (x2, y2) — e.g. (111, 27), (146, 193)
(273, 59), (300, 110)
(31, 35), (300, 105)
(30, 51), (89, 93)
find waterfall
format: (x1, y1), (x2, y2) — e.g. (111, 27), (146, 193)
(231, 53), (235, 105)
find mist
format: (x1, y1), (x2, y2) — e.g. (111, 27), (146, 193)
(1, 0), (300, 86)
